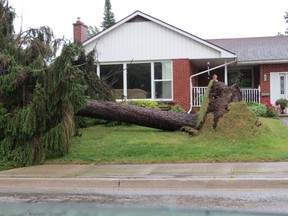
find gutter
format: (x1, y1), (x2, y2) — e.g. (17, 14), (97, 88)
(237, 59), (288, 65)
(187, 59), (237, 114)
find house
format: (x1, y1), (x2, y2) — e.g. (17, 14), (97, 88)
(73, 11), (288, 112)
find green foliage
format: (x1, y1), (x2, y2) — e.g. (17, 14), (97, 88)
(275, 98), (288, 107)
(101, 0), (116, 30)
(265, 101), (280, 118)
(0, 1), (113, 167)
(123, 100), (160, 109)
(75, 116), (107, 128)
(0, 0), (15, 49)
(88, 25), (99, 38)
(247, 103), (267, 117)
(247, 102), (280, 118)
(285, 10), (288, 35)
(122, 100), (185, 113)
(170, 104), (186, 113)
(196, 80), (214, 128)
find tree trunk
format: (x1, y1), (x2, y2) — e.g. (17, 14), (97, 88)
(77, 81), (242, 132)
(77, 100), (198, 131)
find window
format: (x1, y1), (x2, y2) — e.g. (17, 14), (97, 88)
(280, 75), (285, 95)
(127, 63), (151, 99)
(154, 61), (172, 99)
(100, 64), (123, 99)
(100, 64), (123, 89)
(228, 68), (253, 88)
(99, 61), (173, 101)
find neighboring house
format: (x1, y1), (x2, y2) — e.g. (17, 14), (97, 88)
(73, 11), (288, 112)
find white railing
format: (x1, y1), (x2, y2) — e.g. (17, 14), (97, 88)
(192, 85), (261, 107)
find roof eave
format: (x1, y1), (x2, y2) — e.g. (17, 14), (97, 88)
(237, 59), (288, 65)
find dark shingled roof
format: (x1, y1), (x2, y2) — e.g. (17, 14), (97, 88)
(208, 36), (288, 63)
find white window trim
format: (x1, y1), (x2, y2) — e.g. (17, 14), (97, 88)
(98, 60), (174, 102)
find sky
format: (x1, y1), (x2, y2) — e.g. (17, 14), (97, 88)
(8, 0), (288, 41)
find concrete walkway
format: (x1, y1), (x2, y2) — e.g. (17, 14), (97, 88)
(1, 162), (288, 190)
(280, 116), (288, 125)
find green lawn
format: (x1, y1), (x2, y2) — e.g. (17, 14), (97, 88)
(47, 117), (288, 164)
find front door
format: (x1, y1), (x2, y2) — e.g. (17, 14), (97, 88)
(270, 72), (288, 105)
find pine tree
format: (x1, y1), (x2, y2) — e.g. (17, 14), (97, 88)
(0, 0), (112, 167)
(285, 10), (288, 35)
(88, 25), (99, 38)
(101, 0), (116, 30)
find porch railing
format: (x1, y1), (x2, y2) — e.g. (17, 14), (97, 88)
(192, 85), (261, 107)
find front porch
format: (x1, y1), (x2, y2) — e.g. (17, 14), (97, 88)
(188, 59), (262, 112)
(191, 86), (261, 107)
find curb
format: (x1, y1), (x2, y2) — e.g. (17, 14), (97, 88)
(1, 177), (288, 190)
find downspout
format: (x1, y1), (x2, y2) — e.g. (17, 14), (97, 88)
(187, 59), (237, 113)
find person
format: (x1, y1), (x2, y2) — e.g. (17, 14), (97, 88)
(212, 74), (218, 82)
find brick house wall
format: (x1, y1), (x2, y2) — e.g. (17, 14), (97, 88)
(173, 59), (196, 111)
(260, 63), (288, 103)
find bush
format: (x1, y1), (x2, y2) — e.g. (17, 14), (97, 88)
(170, 104), (186, 113)
(122, 100), (160, 109)
(265, 101), (280, 118)
(247, 102), (280, 118)
(247, 103), (267, 117)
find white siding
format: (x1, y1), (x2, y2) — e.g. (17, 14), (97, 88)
(85, 21), (221, 62)
(270, 72), (279, 105)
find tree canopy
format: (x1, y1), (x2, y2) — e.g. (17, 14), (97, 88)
(88, 25), (100, 38)
(101, 0), (116, 30)
(285, 10), (288, 35)
(0, 0), (112, 167)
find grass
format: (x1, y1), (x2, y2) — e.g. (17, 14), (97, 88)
(46, 117), (288, 164)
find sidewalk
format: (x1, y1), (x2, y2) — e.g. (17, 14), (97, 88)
(1, 162), (288, 190)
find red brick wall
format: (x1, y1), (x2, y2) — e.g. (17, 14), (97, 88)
(73, 19), (88, 43)
(173, 59), (195, 111)
(260, 64), (288, 103)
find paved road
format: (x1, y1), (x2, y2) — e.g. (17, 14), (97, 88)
(1, 162), (288, 214)
(1, 189), (288, 214)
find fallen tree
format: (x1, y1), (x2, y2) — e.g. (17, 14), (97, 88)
(0, 0), (245, 167)
(77, 79), (242, 132)
(77, 100), (198, 131)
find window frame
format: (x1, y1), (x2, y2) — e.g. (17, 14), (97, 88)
(97, 60), (174, 101)
(228, 67), (254, 88)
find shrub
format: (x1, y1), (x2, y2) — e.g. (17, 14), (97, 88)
(170, 104), (186, 113)
(247, 103), (267, 117)
(122, 100), (160, 109)
(265, 101), (280, 118)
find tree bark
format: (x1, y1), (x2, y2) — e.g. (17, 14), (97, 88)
(77, 81), (242, 132)
(77, 100), (198, 131)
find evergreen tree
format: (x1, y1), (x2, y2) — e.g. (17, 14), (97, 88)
(285, 10), (288, 35)
(0, 0), (112, 167)
(101, 0), (116, 30)
(88, 25), (99, 38)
